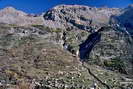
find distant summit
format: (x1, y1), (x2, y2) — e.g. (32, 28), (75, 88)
(0, 6), (43, 26)
(2, 6), (17, 11)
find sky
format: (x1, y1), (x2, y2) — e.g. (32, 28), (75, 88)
(0, 0), (133, 14)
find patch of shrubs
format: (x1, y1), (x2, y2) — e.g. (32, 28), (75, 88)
(32, 24), (62, 33)
(104, 59), (127, 74)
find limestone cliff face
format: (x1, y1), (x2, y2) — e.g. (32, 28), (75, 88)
(0, 5), (121, 28)
(43, 5), (121, 29)
(0, 5), (133, 31)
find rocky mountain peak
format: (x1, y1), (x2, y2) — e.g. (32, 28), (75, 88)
(43, 4), (121, 30)
(0, 6), (44, 26)
(0, 6), (27, 16)
(52, 4), (91, 10)
(127, 4), (133, 8)
(2, 6), (16, 11)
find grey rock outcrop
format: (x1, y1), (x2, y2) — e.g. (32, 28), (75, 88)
(43, 5), (121, 30)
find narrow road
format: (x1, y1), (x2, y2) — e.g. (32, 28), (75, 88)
(82, 62), (111, 89)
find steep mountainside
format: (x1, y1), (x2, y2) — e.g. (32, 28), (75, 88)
(0, 24), (132, 89)
(111, 5), (133, 35)
(0, 5), (132, 89)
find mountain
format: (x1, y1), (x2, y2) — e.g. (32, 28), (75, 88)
(42, 4), (133, 75)
(0, 5), (133, 31)
(0, 5), (132, 89)
(43, 5), (121, 29)
(0, 7), (43, 26)
(112, 4), (133, 34)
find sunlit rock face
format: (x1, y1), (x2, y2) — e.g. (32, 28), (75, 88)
(43, 5), (121, 29)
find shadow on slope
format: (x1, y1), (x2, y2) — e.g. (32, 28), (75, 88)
(110, 5), (133, 35)
(79, 28), (104, 61)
